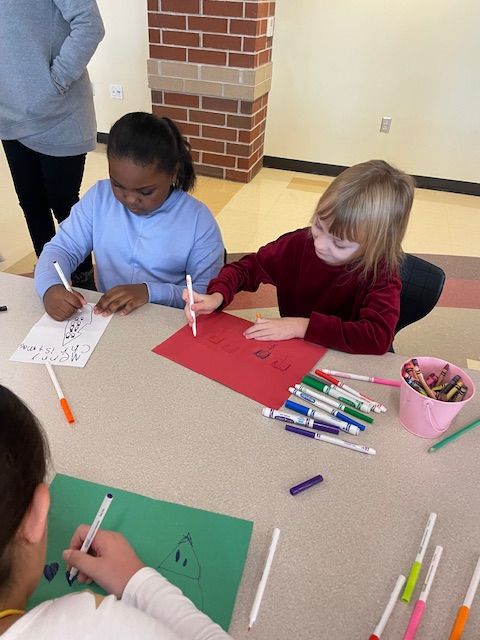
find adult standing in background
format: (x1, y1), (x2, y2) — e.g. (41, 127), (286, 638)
(0, 0), (104, 289)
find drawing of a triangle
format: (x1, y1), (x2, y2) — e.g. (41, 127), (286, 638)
(158, 532), (201, 580)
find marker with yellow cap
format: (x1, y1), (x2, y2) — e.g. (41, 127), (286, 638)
(448, 556), (480, 640)
(401, 512), (437, 603)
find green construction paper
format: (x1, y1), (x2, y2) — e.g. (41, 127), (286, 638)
(29, 474), (253, 631)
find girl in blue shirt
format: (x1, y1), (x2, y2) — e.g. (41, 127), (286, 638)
(35, 112), (224, 320)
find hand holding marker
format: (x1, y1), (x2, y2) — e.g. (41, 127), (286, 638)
(67, 493), (113, 585)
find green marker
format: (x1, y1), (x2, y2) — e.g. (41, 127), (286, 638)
(428, 418), (480, 453)
(401, 512), (437, 602)
(302, 375), (374, 420)
(296, 382), (373, 424)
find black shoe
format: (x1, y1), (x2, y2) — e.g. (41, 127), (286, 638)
(71, 269), (97, 291)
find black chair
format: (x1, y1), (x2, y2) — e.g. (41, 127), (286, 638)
(391, 254), (446, 351)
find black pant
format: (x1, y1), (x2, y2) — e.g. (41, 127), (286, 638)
(2, 139), (92, 276)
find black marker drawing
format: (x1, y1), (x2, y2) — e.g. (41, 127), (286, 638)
(158, 533), (204, 609)
(43, 562), (59, 582)
(63, 304), (93, 345)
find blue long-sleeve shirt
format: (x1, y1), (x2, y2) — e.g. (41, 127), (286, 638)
(35, 180), (224, 308)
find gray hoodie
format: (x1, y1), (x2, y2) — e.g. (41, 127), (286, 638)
(0, 0), (104, 156)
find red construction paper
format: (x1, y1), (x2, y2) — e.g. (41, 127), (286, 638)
(153, 312), (327, 408)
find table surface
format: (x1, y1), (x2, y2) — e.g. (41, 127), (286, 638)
(1, 271), (479, 639)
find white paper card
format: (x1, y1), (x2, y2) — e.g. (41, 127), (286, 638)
(10, 304), (112, 368)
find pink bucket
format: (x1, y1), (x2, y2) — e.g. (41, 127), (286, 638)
(399, 356), (476, 439)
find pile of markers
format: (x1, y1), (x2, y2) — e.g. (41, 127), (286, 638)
(261, 368), (398, 459)
(369, 512), (480, 639)
(403, 359), (468, 402)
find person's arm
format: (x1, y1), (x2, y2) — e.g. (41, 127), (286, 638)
(63, 527), (231, 640)
(304, 274), (401, 354)
(146, 210), (224, 309)
(35, 186), (95, 300)
(122, 568), (232, 640)
(206, 237), (284, 309)
(50, 0), (105, 93)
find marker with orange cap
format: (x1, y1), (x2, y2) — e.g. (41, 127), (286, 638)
(369, 574), (406, 640)
(45, 362), (75, 424)
(448, 556), (480, 640)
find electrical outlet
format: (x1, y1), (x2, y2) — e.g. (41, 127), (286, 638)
(266, 16), (275, 37)
(380, 117), (392, 134)
(110, 84), (124, 100)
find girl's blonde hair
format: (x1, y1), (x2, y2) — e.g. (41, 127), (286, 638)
(311, 160), (415, 281)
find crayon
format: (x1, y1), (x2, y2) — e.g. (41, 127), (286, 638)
(411, 359), (436, 399)
(437, 363), (449, 387)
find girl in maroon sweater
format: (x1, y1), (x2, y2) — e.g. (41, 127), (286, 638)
(183, 160), (415, 355)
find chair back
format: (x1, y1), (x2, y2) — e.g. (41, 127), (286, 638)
(395, 253), (446, 335)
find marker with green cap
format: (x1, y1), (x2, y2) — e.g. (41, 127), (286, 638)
(401, 512), (437, 603)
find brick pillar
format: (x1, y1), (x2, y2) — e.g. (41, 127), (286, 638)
(147, 0), (275, 182)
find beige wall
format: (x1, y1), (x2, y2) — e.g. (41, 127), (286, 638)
(87, 0), (480, 183)
(265, 0), (480, 182)
(88, 0), (151, 134)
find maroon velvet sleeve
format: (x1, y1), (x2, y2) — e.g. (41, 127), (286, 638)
(304, 273), (401, 354)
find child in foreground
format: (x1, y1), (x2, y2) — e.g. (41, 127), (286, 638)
(0, 384), (231, 639)
(184, 160), (415, 355)
(35, 112), (224, 321)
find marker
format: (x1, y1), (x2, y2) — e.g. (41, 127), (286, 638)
(248, 527), (280, 631)
(289, 474), (323, 496)
(45, 363), (75, 424)
(285, 424), (376, 455)
(302, 375), (375, 414)
(261, 407), (340, 434)
(315, 369), (387, 412)
(296, 382), (374, 423)
(402, 512), (437, 602)
(321, 369), (401, 388)
(403, 546), (443, 640)
(428, 418), (480, 453)
(448, 556), (480, 640)
(67, 493), (113, 585)
(369, 574), (406, 640)
(53, 260), (73, 292)
(285, 399), (361, 434)
(288, 387), (362, 434)
(185, 274), (197, 337)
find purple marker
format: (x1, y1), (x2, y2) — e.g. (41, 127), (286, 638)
(261, 407), (339, 435)
(289, 474), (324, 496)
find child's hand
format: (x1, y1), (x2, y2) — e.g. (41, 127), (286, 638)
(243, 317), (310, 341)
(94, 284), (148, 316)
(43, 284), (86, 321)
(182, 289), (224, 325)
(63, 527), (145, 599)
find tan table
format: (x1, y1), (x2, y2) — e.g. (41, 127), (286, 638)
(1, 272), (479, 639)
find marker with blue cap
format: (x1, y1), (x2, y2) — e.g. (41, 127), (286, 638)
(285, 399), (364, 434)
(288, 387), (366, 432)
